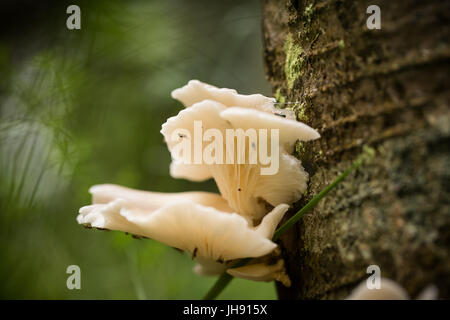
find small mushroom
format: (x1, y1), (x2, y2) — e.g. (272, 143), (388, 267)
(193, 257), (230, 276)
(77, 184), (290, 274)
(346, 278), (409, 300)
(227, 259), (291, 287)
(346, 278), (439, 300)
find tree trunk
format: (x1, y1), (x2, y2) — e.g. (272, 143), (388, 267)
(261, 0), (450, 299)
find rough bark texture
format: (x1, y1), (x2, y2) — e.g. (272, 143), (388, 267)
(262, 0), (450, 299)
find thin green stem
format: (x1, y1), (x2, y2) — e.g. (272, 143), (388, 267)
(272, 160), (359, 240)
(203, 273), (233, 300)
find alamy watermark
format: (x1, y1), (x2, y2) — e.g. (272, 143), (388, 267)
(65, 4), (380, 31)
(170, 121), (280, 175)
(366, 5), (381, 30)
(366, 265), (381, 289)
(66, 5), (81, 30)
(66, 265), (81, 290)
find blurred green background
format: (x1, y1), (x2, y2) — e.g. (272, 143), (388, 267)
(0, 0), (276, 299)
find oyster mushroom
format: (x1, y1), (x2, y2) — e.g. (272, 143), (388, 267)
(346, 278), (409, 300)
(162, 80), (320, 223)
(77, 184), (289, 275)
(77, 81), (320, 285)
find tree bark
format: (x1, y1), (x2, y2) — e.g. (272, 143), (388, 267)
(261, 0), (450, 299)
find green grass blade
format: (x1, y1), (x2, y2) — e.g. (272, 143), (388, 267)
(203, 273), (233, 300)
(202, 258), (251, 300)
(272, 162), (357, 240)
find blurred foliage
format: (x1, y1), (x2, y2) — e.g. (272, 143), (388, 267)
(0, 0), (275, 299)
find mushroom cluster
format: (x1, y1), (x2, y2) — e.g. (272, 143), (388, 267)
(77, 80), (320, 285)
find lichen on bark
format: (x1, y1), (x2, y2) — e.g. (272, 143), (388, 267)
(262, 0), (450, 299)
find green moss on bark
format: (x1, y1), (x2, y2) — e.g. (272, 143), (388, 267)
(283, 33), (303, 90)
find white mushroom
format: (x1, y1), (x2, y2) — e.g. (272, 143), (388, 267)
(77, 184), (289, 275)
(77, 81), (321, 284)
(346, 278), (409, 300)
(415, 284), (439, 300)
(162, 80), (320, 223)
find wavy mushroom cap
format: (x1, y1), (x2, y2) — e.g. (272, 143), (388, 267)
(77, 184), (289, 273)
(162, 81), (320, 222)
(171, 79), (275, 111)
(89, 184), (234, 213)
